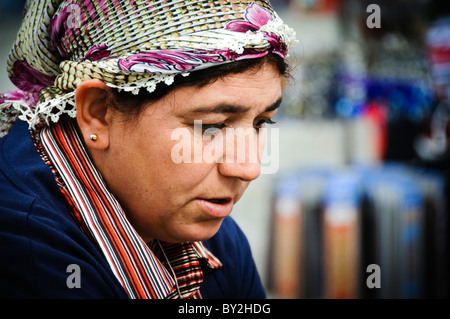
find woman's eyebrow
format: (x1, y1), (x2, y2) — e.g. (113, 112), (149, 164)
(264, 97), (283, 112)
(190, 97), (283, 114)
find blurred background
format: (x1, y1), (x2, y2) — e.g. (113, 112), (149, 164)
(1, 0), (448, 299)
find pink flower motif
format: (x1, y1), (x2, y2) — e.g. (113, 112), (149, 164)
(9, 61), (55, 95)
(212, 48), (270, 62)
(118, 51), (225, 73)
(226, 2), (273, 33)
(82, 44), (111, 62)
(0, 89), (39, 106)
(49, 5), (73, 58)
(226, 3), (287, 58)
(0, 90), (28, 104)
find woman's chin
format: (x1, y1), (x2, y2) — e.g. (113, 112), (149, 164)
(163, 218), (225, 243)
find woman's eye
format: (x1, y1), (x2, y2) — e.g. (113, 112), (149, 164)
(193, 119), (276, 136)
(202, 123), (227, 131)
(196, 122), (228, 136)
(254, 118), (276, 130)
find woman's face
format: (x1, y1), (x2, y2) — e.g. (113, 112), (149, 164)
(98, 62), (282, 243)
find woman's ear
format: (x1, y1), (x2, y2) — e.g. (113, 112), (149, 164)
(75, 79), (111, 150)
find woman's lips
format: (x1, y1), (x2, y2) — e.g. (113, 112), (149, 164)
(196, 198), (233, 218)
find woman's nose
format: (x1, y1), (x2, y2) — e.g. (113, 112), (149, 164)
(218, 127), (264, 181)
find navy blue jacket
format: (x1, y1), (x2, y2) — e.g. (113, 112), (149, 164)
(0, 121), (266, 299)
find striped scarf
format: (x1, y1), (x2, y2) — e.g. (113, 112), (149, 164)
(32, 119), (221, 299)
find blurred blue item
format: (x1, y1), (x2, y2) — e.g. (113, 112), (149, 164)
(274, 172), (301, 199)
(365, 78), (435, 122)
(335, 97), (365, 118)
(332, 58), (435, 121)
(397, 177), (424, 299)
(334, 61), (368, 119)
(348, 164), (423, 298)
(323, 170), (361, 207)
(274, 166), (332, 198)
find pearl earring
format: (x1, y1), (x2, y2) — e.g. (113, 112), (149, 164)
(90, 134), (98, 142)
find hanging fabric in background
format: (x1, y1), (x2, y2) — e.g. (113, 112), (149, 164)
(268, 163), (448, 299)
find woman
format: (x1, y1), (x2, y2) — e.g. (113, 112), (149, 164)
(0, 0), (296, 298)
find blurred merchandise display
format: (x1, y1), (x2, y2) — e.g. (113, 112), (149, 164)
(268, 163), (448, 299)
(270, 6), (449, 299)
(281, 35), (435, 122)
(265, 1), (449, 300)
(279, 0), (450, 165)
(415, 17), (450, 163)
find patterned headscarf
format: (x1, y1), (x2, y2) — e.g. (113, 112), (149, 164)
(0, 0), (296, 299)
(0, 0), (296, 136)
